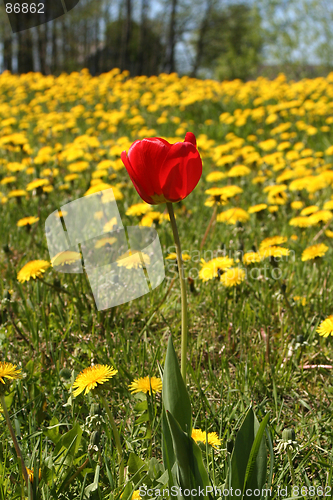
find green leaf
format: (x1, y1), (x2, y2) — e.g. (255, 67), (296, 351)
(128, 453), (147, 475)
(162, 336), (192, 471)
(134, 400), (148, 412)
(4, 391), (15, 410)
(230, 408), (269, 499)
(162, 336), (192, 434)
(166, 411), (211, 499)
(120, 482), (135, 500)
(43, 417), (60, 444)
(244, 412), (269, 494)
(230, 408), (255, 497)
(127, 452), (148, 485)
(148, 457), (164, 481)
(162, 406), (175, 476)
(135, 413), (150, 425)
(84, 464), (100, 498)
(54, 423), (82, 457)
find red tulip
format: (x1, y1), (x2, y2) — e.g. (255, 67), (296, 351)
(121, 132), (202, 205)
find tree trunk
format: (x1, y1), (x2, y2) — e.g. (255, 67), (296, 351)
(17, 29), (34, 73)
(50, 20), (58, 73)
(3, 38), (12, 71)
(120, 0), (131, 72)
(165, 0), (177, 73)
(37, 24), (48, 74)
(136, 0), (149, 75)
(191, 0), (213, 78)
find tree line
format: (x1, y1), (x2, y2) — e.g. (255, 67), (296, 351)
(0, 0), (332, 80)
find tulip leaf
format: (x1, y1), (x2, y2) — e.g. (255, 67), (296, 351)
(162, 336), (192, 472)
(229, 407), (269, 499)
(162, 336), (192, 434)
(166, 410), (211, 499)
(162, 406), (175, 481)
(244, 412), (270, 494)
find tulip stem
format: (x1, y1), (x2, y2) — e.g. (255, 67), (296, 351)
(166, 202), (188, 384)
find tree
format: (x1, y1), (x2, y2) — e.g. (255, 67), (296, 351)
(87, 18), (165, 76)
(192, 2), (264, 81)
(164, 0), (178, 72)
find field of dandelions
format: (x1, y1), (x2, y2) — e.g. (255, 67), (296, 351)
(1, 69), (333, 499)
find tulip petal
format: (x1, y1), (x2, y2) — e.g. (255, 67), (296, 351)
(121, 151), (155, 204)
(160, 142), (202, 202)
(184, 132), (196, 146)
(126, 138), (171, 201)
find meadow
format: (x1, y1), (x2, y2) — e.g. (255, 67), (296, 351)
(1, 68), (333, 499)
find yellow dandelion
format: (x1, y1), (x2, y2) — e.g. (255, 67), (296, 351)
(131, 491), (142, 500)
(199, 257), (234, 282)
(260, 246), (290, 259)
(301, 243), (328, 261)
(308, 210), (333, 224)
(293, 296), (306, 306)
(204, 187), (228, 206)
(17, 216), (39, 227)
(300, 205), (319, 216)
(0, 361), (22, 384)
(7, 162), (25, 172)
(8, 189), (27, 199)
(101, 186), (123, 202)
(68, 161), (89, 173)
(206, 171), (226, 183)
(129, 376), (162, 394)
(220, 268), (246, 287)
(291, 200), (304, 210)
(192, 428), (206, 443)
(0, 176), (16, 185)
(289, 216), (313, 228)
(140, 212), (164, 227)
(84, 182), (113, 196)
(207, 432), (221, 449)
(243, 252), (261, 265)
(17, 260), (50, 283)
(103, 217), (119, 232)
(94, 211), (104, 221)
(205, 185), (243, 199)
(317, 316), (333, 337)
(260, 236), (288, 249)
(64, 173), (79, 182)
(117, 250), (150, 269)
(72, 364), (118, 397)
(191, 429), (221, 449)
(227, 165), (251, 177)
(165, 252), (191, 261)
(217, 208), (249, 225)
(248, 204), (267, 214)
(51, 251), (81, 267)
(26, 178), (49, 191)
(323, 200), (333, 210)
(325, 229), (333, 238)
(125, 203), (153, 217)
(94, 237), (117, 249)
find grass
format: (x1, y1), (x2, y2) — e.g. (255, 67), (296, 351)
(0, 69), (333, 498)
